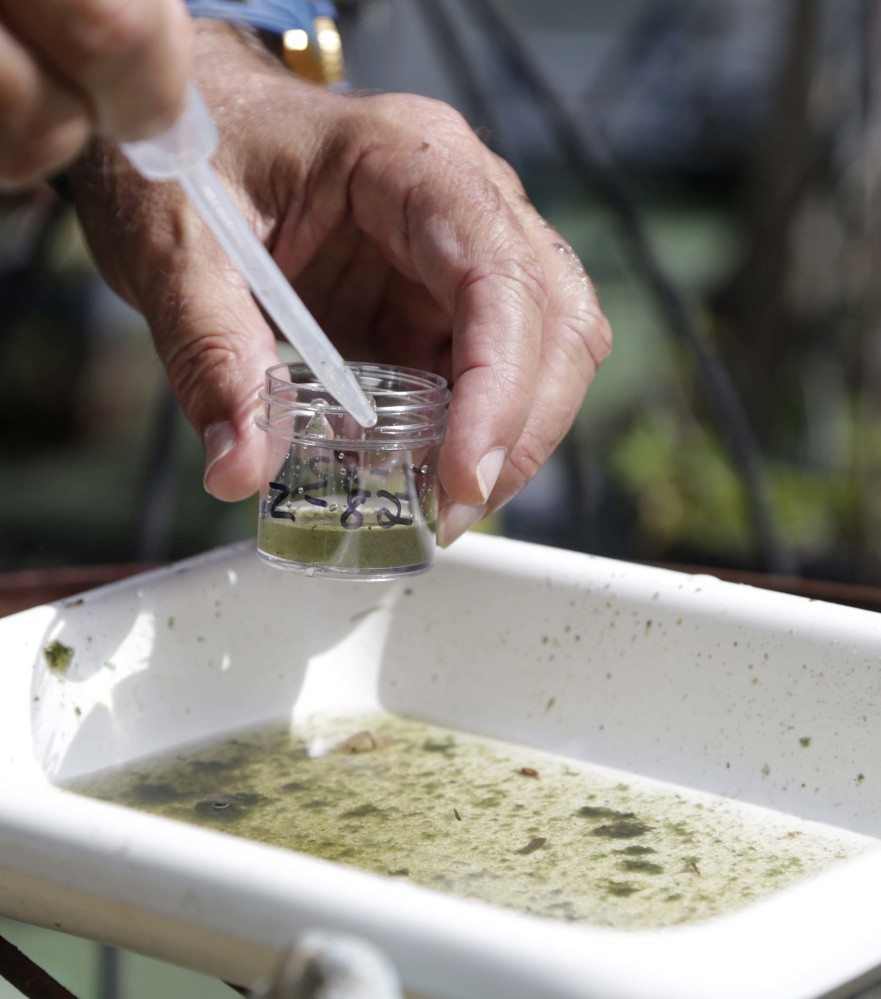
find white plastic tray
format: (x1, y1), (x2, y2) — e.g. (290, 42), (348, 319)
(2, 533), (881, 998)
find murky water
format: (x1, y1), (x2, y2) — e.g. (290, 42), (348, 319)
(67, 713), (877, 929)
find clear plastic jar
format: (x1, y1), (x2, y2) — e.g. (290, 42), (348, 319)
(256, 362), (450, 580)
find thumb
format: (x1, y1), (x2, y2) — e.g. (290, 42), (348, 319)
(148, 253), (282, 502)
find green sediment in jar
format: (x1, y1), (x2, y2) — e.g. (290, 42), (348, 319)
(66, 713), (877, 930)
(258, 518), (434, 570)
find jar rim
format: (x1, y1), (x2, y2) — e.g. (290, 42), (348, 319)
(262, 361), (450, 414)
(257, 362), (449, 446)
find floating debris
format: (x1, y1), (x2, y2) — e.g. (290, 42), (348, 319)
(592, 821), (653, 839)
(43, 641), (74, 675)
(515, 837), (547, 855)
(577, 806), (636, 821)
(335, 731), (395, 754)
(194, 792), (267, 820)
(68, 712), (876, 930)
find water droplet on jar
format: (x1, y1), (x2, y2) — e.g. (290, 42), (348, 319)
(328, 502), (338, 513)
(420, 464), (429, 475)
(338, 452), (345, 460)
(297, 487), (304, 494)
(305, 410), (333, 439)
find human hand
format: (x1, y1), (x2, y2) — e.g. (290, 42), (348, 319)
(71, 22), (611, 547)
(0, 0), (192, 188)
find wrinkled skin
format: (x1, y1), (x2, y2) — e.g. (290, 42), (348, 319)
(71, 22), (611, 546)
(0, 0), (191, 188)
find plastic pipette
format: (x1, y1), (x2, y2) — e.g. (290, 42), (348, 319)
(121, 87), (377, 428)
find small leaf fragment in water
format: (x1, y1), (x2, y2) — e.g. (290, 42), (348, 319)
(591, 821), (653, 839)
(341, 803), (384, 819)
(517, 767), (539, 779)
(335, 730), (394, 753)
(453, 808), (462, 821)
(577, 805), (636, 820)
(43, 641), (74, 675)
(515, 837), (547, 855)
(620, 859), (664, 875)
(606, 880), (639, 897)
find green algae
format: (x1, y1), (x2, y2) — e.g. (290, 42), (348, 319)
(66, 713), (877, 930)
(258, 517), (433, 571)
(43, 641), (74, 675)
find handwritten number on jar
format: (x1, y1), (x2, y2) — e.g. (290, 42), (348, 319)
(306, 455), (330, 488)
(403, 463), (422, 508)
(376, 489), (413, 528)
(341, 489), (371, 530)
(303, 456), (330, 508)
(268, 482), (295, 521)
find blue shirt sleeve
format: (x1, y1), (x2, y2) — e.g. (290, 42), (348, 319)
(184, 0), (337, 39)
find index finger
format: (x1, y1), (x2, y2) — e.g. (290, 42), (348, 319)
(0, 0), (192, 140)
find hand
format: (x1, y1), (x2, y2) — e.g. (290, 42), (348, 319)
(71, 22), (611, 547)
(0, 0), (192, 188)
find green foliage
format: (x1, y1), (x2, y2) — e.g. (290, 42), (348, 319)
(608, 412), (751, 557)
(607, 410), (861, 564)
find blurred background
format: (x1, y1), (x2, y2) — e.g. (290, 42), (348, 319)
(3, 0), (881, 992)
(4, 0), (881, 584)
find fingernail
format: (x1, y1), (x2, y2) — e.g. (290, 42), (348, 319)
(476, 447), (507, 503)
(437, 503), (486, 549)
(203, 422), (237, 493)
